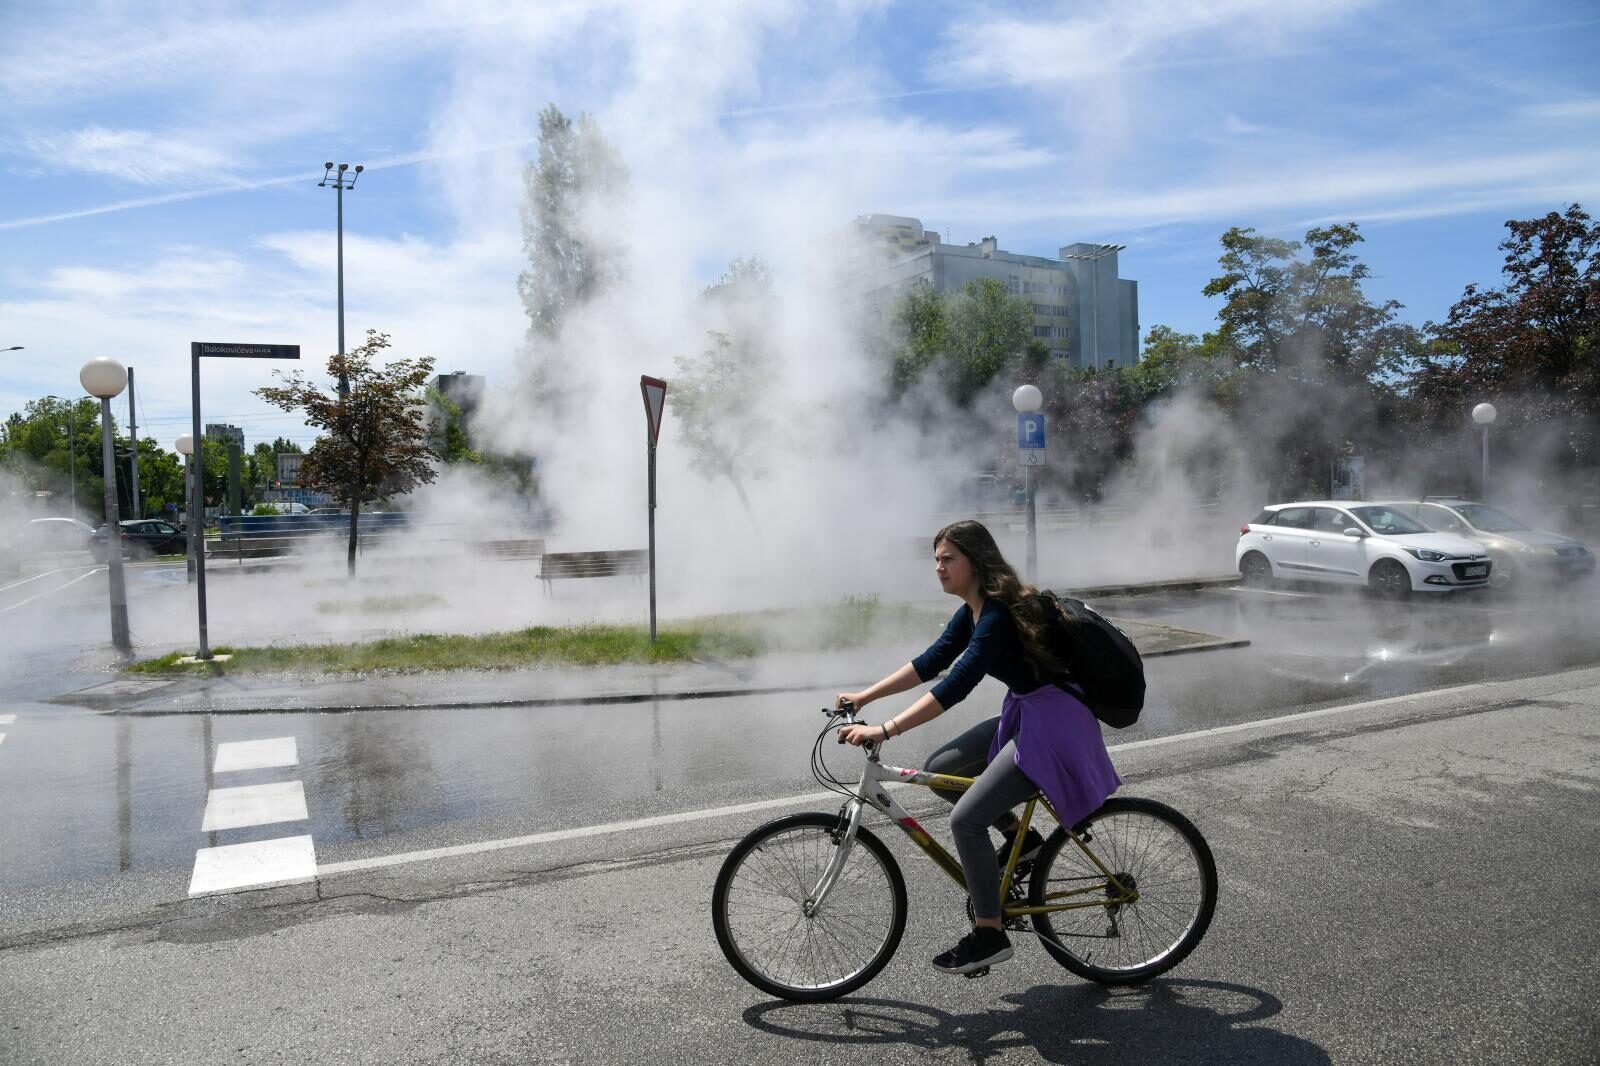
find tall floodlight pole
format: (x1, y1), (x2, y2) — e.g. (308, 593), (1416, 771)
(80, 358), (131, 653)
(1013, 384), (1045, 584)
(319, 162), (363, 399)
(1472, 402), (1497, 500)
(1062, 244), (1126, 371)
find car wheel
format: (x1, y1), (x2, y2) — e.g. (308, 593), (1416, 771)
(1240, 551), (1273, 587)
(1488, 554), (1513, 590)
(1368, 559), (1412, 599)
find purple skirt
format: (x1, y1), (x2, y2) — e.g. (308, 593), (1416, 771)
(989, 684), (1122, 828)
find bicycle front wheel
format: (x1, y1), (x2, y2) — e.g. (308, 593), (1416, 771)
(1029, 796), (1217, 985)
(712, 812), (907, 1002)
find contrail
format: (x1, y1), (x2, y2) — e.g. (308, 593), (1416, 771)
(0, 141), (535, 231)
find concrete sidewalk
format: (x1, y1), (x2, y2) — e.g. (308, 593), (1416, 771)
(52, 609), (1249, 716)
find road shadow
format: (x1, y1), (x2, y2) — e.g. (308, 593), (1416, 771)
(743, 978), (1328, 1065)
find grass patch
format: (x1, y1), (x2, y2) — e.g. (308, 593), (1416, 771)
(315, 593), (448, 615)
(129, 623), (762, 676)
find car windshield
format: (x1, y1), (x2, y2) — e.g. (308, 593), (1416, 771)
(1453, 504), (1527, 532)
(1350, 506), (1429, 535)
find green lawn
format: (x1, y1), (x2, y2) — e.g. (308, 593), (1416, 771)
(126, 596), (948, 676)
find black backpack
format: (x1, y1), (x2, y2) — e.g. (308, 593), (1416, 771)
(1036, 591), (1146, 729)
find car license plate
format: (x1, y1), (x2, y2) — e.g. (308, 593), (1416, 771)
(1463, 564), (1487, 577)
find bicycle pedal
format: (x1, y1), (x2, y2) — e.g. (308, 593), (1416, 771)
(962, 967), (991, 980)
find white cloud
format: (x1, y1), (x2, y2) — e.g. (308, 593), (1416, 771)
(22, 126), (232, 186)
(935, 0), (1373, 87)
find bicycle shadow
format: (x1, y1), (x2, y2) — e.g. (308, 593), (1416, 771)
(742, 978), (1329, 1065)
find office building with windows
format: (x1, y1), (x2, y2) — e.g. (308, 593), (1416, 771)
(838, 214), (1139, 370)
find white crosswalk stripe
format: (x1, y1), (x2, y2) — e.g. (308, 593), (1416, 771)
(190, 735), (316, 896)
(189, 836), (317, 895)
(0, 713), (15, 748)
(201, 781), (309, 832)
(214, 736), (298, 773)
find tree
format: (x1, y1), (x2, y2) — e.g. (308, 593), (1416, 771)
(1201, 223), (1421, 497)
(255, 331), (440, 575)
(877, 278), (1043, 407)
(422, 385), (480, 465)
(1419, 203), (1600, 471)
(1, 396), (105, 519)
(669, 256), (777, 517)
(516, 104), (630, 344)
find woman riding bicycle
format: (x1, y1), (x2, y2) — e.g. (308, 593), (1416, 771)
(837, 519), (1122, 976)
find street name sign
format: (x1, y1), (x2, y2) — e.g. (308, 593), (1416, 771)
(192, 342), (300, 360)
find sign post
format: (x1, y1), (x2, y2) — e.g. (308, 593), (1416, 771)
(640, 376), (668, 645)
(190, 342), (299, 659)
(1016, 405), (1046, 584)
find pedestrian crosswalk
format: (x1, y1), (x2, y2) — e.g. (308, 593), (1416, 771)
(188, 735), (318, 896)
(0, 712), (13, 749)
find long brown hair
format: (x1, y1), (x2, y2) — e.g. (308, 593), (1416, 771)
(934, 519), (1065, 680)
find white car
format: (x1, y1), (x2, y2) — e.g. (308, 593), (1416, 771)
(1236, 501), (1492, 597)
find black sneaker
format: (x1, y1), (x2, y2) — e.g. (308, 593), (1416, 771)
(996, 827), (1045, 870)
(932, 927), (1013, 975)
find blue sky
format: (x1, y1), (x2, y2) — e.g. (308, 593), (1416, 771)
(2, 0), (1597, 453)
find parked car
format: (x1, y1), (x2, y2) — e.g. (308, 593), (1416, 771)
(1236, 501), (1492, 597)
(1383, 498), (1594, 589)
(91, 519), (188, 561)
(2, 516), (97, 573)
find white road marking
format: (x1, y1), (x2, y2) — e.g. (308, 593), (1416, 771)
(0, 564), (100, 594)
(214, 737), (298, 773)
(201, 780), (309, 832)
(316, 675), (1546, 881)
(189, 835), (317, 896)
(0, 567), (106, 613)
(1102, 681), (1497, 753)
(0, 734), (6, 748)
(0, 715), (15, 725)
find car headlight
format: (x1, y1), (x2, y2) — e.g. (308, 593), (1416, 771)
(1406, 548), (1450, 562)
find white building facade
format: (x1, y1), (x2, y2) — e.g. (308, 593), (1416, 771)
(841, 215), (1140, 370)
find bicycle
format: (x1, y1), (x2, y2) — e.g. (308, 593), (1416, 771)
(712, 701), (1218, 1002)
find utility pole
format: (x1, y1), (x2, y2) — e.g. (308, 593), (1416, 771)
(127, 367), (141, 519)
(319, 162), (364, 398)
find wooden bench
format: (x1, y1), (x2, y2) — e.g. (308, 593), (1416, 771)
(474, 538), (546, 560)
(538, 549), (649, 592)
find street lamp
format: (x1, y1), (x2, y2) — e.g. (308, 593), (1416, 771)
(175, 434), (196, 584)
(1472, 402), (1497, 500)
(319, 161), (364, 399)
(1061, 244), (1126, 371)
(1013, 383), (1043, 584)
(79, 357), (131, 653)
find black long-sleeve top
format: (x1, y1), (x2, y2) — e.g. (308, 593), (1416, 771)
(911, 601), (1047, 709)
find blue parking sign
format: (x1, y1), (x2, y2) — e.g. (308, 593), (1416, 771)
(1018, 413), (1046, 449)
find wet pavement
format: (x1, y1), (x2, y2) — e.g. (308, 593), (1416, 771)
(1, 573), (1596, 929)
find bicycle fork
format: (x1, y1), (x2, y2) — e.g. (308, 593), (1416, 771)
(803, 798), (865, 917)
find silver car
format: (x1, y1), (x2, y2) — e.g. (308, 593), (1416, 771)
(1386, 498), (1594, 588)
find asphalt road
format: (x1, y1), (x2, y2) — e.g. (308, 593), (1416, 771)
(1, 573), (1597, 1063)
(2, 667), (1596, 1064)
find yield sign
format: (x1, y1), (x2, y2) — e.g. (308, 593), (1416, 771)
(640, 375), (668, 447)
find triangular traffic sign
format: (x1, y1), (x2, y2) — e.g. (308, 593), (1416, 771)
(640, 375), (667, 447)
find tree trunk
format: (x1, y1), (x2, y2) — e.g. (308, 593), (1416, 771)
(346, 492), (360, 577)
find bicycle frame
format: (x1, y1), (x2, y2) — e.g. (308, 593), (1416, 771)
(810, 725), (1136, 921)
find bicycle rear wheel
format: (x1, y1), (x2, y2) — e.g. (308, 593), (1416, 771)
(712, 812), (907, 1002)
(1029, 796), (1217, 985)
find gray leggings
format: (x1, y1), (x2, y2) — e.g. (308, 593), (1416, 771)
(925, 717), (1038, 922)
